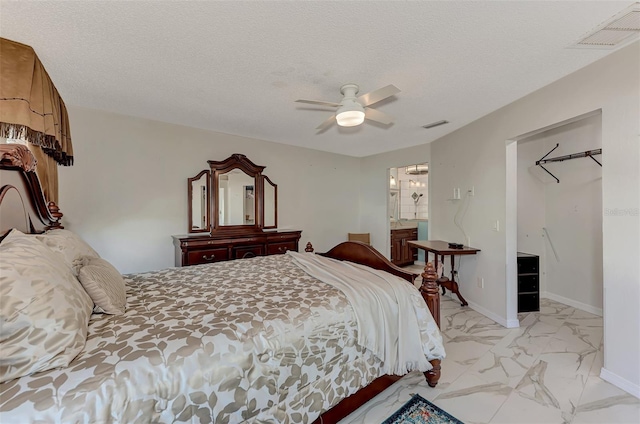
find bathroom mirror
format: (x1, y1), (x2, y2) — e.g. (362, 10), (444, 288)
(187, 170), (210, 233)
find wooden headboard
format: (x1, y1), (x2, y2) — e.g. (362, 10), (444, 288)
(0, 145), (63, 236)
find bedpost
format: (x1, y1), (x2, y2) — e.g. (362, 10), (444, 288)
(425, 359), (441, 388)
(46, 201), (64, 229)
(305, 242), (314, 252)
(420, 261), (441, 387)
(420, 262), (440, 328)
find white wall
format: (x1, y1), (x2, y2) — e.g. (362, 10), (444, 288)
(59, 106), (362, 274)
(518, 115), (603, 313)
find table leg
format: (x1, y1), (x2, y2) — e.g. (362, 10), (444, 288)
(437, 254), (469, 306)
(438, 277), (469, 306)
(450, 255), (455, 281)
(440, 254), (447, 295)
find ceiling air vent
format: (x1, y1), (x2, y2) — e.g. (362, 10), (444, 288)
(573, 4), (640, 49)
(422, 120), (449, 129)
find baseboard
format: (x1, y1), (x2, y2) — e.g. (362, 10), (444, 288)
(600, 368), (640, 399)
(541, 291), (603, 316)
(466, 300), (520, 328)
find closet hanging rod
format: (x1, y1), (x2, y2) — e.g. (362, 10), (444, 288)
(535, 143), (602, 183)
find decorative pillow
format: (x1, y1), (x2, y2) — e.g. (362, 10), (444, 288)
(0, 229), (93, 383)
(34, 229), (100, 275)
(77, 257), (126, 315)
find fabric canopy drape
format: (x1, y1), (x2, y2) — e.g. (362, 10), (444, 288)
(0, 37), (74, 203)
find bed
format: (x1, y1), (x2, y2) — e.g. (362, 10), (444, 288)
(0, 145), (444, 423)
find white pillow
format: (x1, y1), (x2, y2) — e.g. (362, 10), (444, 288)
(77, 257), (126, 315)
(34, 229), (100, 275)
(0, 230), (93, 383)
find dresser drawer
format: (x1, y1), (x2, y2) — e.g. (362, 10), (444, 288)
(518, 275), (539, 293)
(267, 241), (297, 255)
(234, 245), (264, 259)
(187, 248), (229, 265)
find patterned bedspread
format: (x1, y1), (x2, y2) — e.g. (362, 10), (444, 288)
(0, 254), (441, 423)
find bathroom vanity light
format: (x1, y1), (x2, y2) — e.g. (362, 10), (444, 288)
(405, 164), (428, 175)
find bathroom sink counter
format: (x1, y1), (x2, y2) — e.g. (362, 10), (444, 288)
(390, 220), (424, 229)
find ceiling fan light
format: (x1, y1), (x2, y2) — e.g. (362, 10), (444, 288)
(336, 110), (365, 127)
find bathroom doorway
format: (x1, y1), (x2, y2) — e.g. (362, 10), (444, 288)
(389, 163), (429, 264)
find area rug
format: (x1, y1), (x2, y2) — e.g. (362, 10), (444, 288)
(382, 394), (464, 424)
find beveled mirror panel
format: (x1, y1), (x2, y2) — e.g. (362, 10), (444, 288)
(218, 170), (256, 226)
(208, 154), (267, 234)
(188, 170), (210, 233)
(263, 176), (277, 229)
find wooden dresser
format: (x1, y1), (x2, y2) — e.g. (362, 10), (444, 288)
(173, 230), (302, 267)
(177, 154), (302, 267)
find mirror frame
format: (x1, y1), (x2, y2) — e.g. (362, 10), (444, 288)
(208, 154), (266, 234)
(187, 170), (211, 233)
(262, 175), (278, 229)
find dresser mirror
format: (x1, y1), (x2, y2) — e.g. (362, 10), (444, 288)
(187, 154), (277, 233)
(218, 169), (255, 226)
(187, 170), (210, 233)
(263, 176), (277, 229)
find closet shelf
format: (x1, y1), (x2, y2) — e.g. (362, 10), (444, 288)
(535, 143), (602, 183)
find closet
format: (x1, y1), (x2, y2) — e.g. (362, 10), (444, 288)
(516, 114), (603, 314)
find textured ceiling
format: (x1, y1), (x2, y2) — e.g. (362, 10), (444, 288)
(0, 1), (633, 157)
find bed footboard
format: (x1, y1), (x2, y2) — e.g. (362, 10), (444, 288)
(308, 241), (442, 423)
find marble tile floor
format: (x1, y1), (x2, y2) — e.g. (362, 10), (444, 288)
(339, 276), (640, 424)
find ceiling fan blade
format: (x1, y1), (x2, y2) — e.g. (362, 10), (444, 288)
(364, 107), (394, 125)
(358, 85), (400, 107)
(295, 99), (341, 108)
(316, 114), (336, 131)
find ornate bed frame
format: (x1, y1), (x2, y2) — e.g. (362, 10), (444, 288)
(0, 145), (64, 234)
(311, 242), (441, 423)
(0, 145), (441, 424)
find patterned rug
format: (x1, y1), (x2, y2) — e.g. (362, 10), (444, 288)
(382, 394), (464, 424)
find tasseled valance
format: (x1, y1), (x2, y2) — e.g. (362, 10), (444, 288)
(0, 37), (73, 166)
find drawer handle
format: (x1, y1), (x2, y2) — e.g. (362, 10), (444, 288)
(202, 254), (216, 261)
(278, 246), (289, 252)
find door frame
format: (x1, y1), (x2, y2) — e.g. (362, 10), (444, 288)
(505, 109), (602, 325)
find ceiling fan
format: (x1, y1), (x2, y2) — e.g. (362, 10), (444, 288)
(295, 83), (400, 131)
